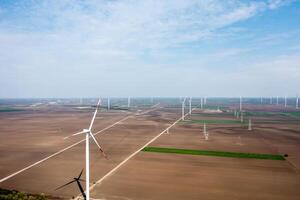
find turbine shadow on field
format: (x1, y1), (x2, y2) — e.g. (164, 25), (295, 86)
(55, 169), (86, 200)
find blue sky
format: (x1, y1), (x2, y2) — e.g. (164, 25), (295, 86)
(0, 0), (299, 98)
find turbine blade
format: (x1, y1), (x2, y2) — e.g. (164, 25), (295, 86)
(55, 180), (76, 191)
(89, 99), (101, 130)
(78, 169), (84, 179)
(89, 132), (107, 159)
(63, 131), (85, 140)
(72, 131), (85, 136)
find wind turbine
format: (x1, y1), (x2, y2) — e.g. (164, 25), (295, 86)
(248, 119), (252, 131)
(189, 97), (192, 115)
(127, 97), (131, 108)
(67, 99), (106, 200)
(55, 169), (86, 200)
(200, 97), (203, 109)
(240, 112), (244, 123)
(203, 123), (208, 140)
(285, 96), (287, 107)
(107, 97), (110, 110)
(182, 98), (186, 120)
(296, 96), (299, 109)
(239, 96), (242, 112)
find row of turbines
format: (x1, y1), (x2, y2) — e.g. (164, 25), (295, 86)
(79, 96), (299, 112)
(240, 96), (299, 111)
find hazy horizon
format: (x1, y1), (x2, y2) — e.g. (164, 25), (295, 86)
(1, 0), (300, 98)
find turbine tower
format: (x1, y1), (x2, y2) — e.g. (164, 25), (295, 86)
(240, 112), (243, 123)
(128, 97), (131, 108)
(200, 97), (203, 109)
(296, 96), (299, 109)
(68, 99), (106, 200)
(276, 96), (279, 105)
(107, 97), (110, 110)
(248, 119), (252, 131)
(189, 97), (192, 115)
(285, 96), (287, 107)
(239, 96), (242, 112)
(182, 98), (186, 120)
(203, 123), (208, 140)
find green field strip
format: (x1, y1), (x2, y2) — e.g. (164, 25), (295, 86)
(280, 112), (300, 118)
(180, 119), (244, 124)
(142, 147), (285, 160)
(0, 188), (47, 200)
(0, 107), (25, 112)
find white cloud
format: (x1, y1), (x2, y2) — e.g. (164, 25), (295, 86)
(0, 0), (297, 97)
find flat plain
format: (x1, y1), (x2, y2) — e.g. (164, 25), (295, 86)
(0, 99), (300, 200)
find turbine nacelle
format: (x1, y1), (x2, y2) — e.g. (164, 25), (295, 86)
(83, 129), (90, 133)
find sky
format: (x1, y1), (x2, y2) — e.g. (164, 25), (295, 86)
(0, 0), (300, 98)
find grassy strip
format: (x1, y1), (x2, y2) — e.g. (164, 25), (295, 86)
(0, 188), (48, 200)
(142, 147), (285, 160)
(280, 112), (300, 118)
(180, 119), (243, 124)
(0, 107), (25, 112)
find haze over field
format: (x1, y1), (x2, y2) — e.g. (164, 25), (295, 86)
(0, 0), (299, 97)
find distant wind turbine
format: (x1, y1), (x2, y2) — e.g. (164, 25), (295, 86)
(182, 98), (186, 120)
(107, 97), (110, 110)
(285, 96), (287, 107)
(203, 123), (208, 140)
(127, 97), (131, 108)
(200, 97), (203, 109)
(248, 119), (252, 131)
(239, 96), (242, 112)
(189, 97), (192, 115)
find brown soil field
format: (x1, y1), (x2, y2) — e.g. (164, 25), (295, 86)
(90, 105), (300, 200)
(1, 103), (300, 200)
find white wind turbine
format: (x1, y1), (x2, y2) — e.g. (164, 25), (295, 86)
(107, 97), (110, 110)
(182, 98), (186, 120)
(189, 97), (192, 115)
(68, 99), (107, 200)
(127, 97), (131, 108)
(200, 97), (203, 109)
(239, 96), (242, 111)
(285, 96), (287, 107)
